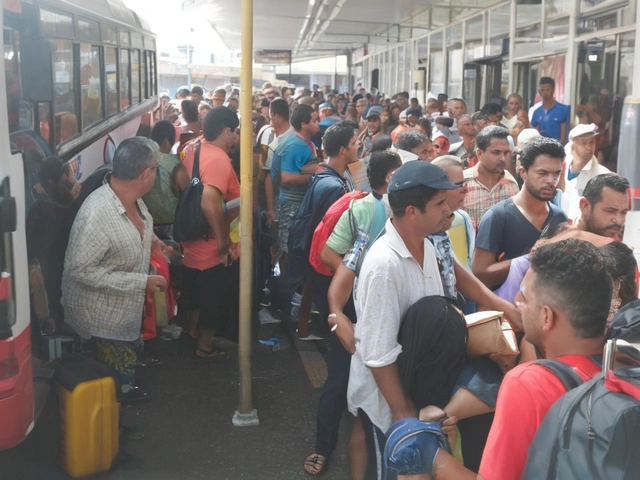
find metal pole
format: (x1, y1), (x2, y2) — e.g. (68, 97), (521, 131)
(233, 0), (258, 427)
(507, 0), (516, 94)
(563, 0), (579, 108)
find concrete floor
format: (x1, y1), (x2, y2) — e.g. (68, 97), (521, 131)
(0, 326), (352, 480)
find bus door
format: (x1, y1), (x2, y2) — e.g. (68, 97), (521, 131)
(0, 5), (38, 450)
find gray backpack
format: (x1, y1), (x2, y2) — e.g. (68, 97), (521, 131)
(522, 340), (640, 480)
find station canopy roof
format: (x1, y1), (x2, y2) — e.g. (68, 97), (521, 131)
(181, 0), (500, 61)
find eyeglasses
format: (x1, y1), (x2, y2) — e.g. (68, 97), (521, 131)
(453, 180), (465, 187)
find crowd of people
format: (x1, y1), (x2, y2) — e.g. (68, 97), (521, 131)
(26, 78), (638, 479)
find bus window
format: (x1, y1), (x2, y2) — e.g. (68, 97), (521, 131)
(51, 40), (77, 144)
(37, 103), (52, 144)
(141, 52), (148, 99)
(131, 49), (140, 104)
(4, 29), (31, 133)
(120, 49), (130, 109)
(80, 44), (104, 128)
(149, 52), (156, 96)
(106, 47), (118, 116)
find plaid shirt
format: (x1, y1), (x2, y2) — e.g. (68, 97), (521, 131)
(62, 180), (152, 341)
(463, 165), (519, 229)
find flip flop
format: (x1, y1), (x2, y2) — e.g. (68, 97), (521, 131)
(304, 453), (327, 476)
(196, 347), (227, 359)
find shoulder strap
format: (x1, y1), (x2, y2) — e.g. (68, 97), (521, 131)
(192, 141), (201, 180)
(534, 359), (584, 391)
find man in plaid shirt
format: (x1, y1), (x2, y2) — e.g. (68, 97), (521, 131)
(462, 126), (519, 230)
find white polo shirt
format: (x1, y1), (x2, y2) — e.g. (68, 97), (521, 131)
(561, 155), (610, 221)
(348, 218), (444, 431)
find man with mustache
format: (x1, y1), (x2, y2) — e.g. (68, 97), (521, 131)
(576, 173), (629, 240)
(462, 126), (519, 229)
(472, 137), (568, 289)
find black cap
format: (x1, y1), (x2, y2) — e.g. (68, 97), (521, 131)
(406, 108), (422, 117)
(388, 161), (459, 193)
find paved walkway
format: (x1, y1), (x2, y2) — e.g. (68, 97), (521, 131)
(0, 323), (352, 479)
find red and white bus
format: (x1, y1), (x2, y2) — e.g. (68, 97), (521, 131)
(0, 0), (157, 450)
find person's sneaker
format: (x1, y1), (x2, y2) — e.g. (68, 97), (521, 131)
(259, 308), (281, 325)
(298, 333), (326, 341)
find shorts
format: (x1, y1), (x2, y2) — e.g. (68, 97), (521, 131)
(95, 337), (141, 393)
(179, 263), (239, 335)
(276, 201), (299, 256)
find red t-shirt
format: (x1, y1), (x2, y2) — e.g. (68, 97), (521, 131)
(478, 355), (601, 480)
(180, 140), (240, 270)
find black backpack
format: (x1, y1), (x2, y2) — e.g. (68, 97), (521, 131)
(173, 141), (210, 242)
(522, 340), (640, 480)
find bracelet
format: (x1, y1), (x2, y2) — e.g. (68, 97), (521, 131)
(328, 313), (338, 332)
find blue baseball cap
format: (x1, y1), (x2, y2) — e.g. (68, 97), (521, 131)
(406, 107), (422, 117)
(318, 102), (333, 110)
(388, 161), (459, 193)
(384, 418), (451, 477)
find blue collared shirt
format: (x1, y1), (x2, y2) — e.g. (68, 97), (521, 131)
(531, 101), (570, 142)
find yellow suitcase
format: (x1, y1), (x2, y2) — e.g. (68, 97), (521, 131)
(53, 355), (119, 478)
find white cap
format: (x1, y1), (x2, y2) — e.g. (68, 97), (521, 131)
(517, 128), (540, 147)
(569, 123), (599, 141)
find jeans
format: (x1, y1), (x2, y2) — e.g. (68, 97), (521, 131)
(310, 268), (357, 458)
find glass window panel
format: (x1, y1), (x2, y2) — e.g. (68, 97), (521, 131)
(40, 8), (74, 39)
(578, 11), (617, 34)
(4, 29), (30, 133)
(150, 52), (156, 96)
(37, 102), (51, 143)
(465, 15), (484, 63)
(80, 44), (103, 129)
(102, 24), (117, 45)
(447, 24), (463, 98)
(448, 49), (463, 98)
(544, 17), (570, 52)
(390, 48), (397, 94)
(131, 49), (140, 104)
(106, 47), (118, 115)
(489, 6), (510, 56)
(141, 51), (147, 99)
(515, 5), (543, 59)
(120, 49), (130, 108)
(51, 39), (77, 144)
(430, 32), (445, 95)
(608, 31), (635, 170)
(405, 41), (413, 95)
(417, 37), (428, 66)
(120, 30), (130, 47)
(546, 0), (572, 18)
(77, 18), (100, 43)
(131, 33), (143, 49)
(398, 45), (405, 91)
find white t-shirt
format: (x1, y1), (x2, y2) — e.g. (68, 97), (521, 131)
(259, 126), (293, 171)
(348, 218), (444, 431)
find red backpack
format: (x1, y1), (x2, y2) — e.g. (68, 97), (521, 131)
(309, 190), (368, 276)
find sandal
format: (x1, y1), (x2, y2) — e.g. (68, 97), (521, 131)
(196, 346), (227, 359)
(304, 453), (327, 476)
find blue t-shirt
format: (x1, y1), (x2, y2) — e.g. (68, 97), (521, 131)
(476, 198), (567, 263)
(271, 133), (316, 205)
(531, 102), (570, 142)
